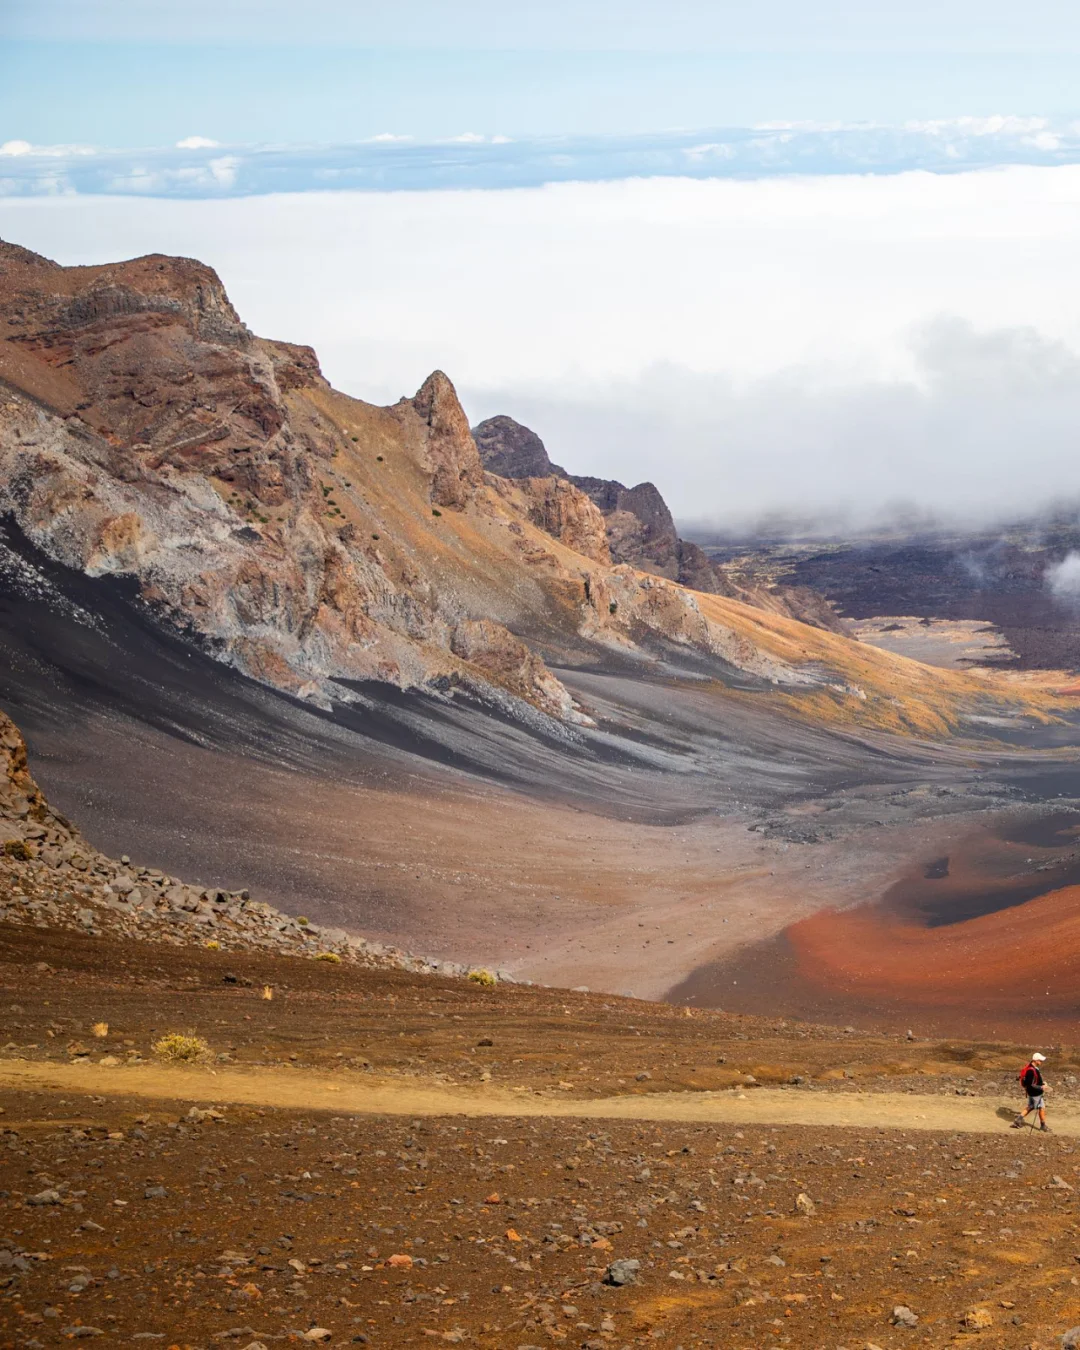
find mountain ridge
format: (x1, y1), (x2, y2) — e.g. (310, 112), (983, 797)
(0, 237), (976, 739)
(472, 411), (849, 632)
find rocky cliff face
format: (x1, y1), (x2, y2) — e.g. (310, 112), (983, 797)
(404, 370), (485, 509)
(0, 239), (862, 725)
(472, 411), (848, 633)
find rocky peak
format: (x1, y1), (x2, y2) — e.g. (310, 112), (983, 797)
(473, 415), (565, 479)
(409, 370), (484, 509)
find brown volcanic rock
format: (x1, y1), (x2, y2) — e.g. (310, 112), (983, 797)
(510, 475), (611, 564)
(0, 242), (581, 717)
(450, 618), (582, 720)
(579, 477), (679, 571)
(473, 413), (565, 479)
(405, 369), (484, 509)
(0, 708), (52, 837)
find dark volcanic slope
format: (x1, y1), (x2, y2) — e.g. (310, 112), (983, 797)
(787, 535), (1080, 669)
(0, 516), (979, 844)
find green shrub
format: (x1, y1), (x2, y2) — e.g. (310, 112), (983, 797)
(3, 840), (32, 861)
(315, 951), (342, 963)
(468, 968), (497, 988)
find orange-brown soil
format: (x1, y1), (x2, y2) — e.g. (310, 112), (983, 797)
(678, 813), (1080, 1039)
(4, 926), (1080, 1349)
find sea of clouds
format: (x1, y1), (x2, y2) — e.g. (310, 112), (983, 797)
(3, 162), (1080, 531)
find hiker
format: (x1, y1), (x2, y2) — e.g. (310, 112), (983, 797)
(1012, 1052), (1051, 1131)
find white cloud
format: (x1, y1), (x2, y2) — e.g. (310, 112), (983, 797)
(1047, 552), (1080, 599)
(0, 140), (96, 158)
(175, 136), (220, 150)
(367, 133), (413, 143)
(4, 166), (1080, 526)
(207, 155), (240, 188)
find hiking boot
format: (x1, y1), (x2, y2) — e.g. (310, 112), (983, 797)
(1040, 1124), (1053, 1133)
(1010, 1117), (1025, 1128)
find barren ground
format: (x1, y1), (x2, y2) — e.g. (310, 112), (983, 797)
(4, 926), (1080, 1349)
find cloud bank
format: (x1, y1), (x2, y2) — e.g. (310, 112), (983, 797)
(3, 120), (1080, 198)
(3, 166), (1080, 528)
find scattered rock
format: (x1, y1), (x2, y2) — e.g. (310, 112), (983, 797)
(26, 1188), (61, 1206)
(795, 1192), (817, 1216)
(387, 1253), (413, 1269)
(604, 1258), (641, 1286)
(892, 1305), (919, 1327)
(961, 1308), (993, 1330)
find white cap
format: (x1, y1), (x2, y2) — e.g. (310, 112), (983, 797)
(1032, 1053), (1046, 1062)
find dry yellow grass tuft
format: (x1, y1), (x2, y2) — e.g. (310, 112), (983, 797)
(91, 1022), (109, 1038)
(468, 969), (497, 987)
(152, 1033), (210, 1063)
(314, 951), (341, 963)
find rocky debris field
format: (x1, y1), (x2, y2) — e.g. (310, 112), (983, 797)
(0, 710), (459, 980)
(3, 926), (1080, 1348)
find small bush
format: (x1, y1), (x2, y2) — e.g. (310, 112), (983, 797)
(314, 951), (342, 964)
(431, 508), (442, 517)
(153, 1033), (210, 1063)
(468, 968), (497, 988)
(297, 916), (309, 927)
(262, 985), (274, 1001)
(91, 1021), (109, 1038)
(205, 939), (221, 950)
(3, 840), (32, 861)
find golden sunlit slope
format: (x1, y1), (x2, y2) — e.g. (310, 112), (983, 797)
(300, 383), (1079, 742)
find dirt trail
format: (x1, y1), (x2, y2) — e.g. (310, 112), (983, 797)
(1, 1058), (1069, 1135)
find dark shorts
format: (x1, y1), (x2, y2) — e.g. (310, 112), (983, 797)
(1028, 1093), (1044, 1110)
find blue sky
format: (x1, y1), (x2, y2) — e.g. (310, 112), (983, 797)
(4, 1), (1080, 155)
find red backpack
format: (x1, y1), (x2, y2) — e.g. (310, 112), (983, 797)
(1018, 1062), (1041, 1091)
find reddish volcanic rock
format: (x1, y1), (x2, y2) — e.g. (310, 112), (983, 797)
(404, 369), (485, 510)
(511, 475), (612, 564)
